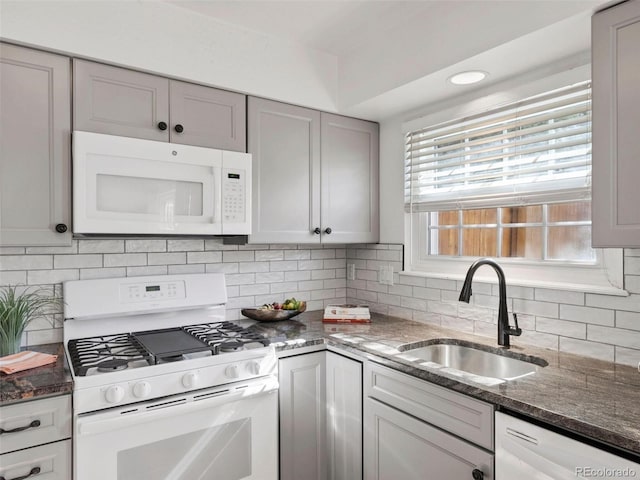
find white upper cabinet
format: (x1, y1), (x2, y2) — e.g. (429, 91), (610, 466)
(0, 43), (72, 246)
(248, 97), (379, 244)
(592, 0), (640, 247)
(74, 60), (246, 151)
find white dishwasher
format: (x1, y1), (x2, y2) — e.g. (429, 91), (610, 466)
(496, 412), (639, 479)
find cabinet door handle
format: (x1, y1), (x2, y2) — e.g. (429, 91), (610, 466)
(313, 228), (321, 235)
(0, 466), (41, 480)
(471, 468), (484, 480)
(157, 121), (168, 131)
(174, 124), (184, 133)
(55, 224), (67, 233)
(0, 419), (41, 434)
(324, 227), (332, 234)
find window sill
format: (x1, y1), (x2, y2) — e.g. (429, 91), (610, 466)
(400, 268), (628, 297)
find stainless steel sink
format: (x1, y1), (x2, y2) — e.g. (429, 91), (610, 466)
(400, 342), (547, 382)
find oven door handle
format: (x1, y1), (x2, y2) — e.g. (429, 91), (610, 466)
(77, 377), (278, 436)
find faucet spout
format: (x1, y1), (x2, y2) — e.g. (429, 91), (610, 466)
(458, 258), (522, 348)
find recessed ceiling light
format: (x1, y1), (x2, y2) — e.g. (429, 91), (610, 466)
(448, 71), (488, 85)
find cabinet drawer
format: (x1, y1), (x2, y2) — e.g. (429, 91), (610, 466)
(0, 395), (71, 454)
(0, 439), (71, 480)
(365, 362), (494, 450)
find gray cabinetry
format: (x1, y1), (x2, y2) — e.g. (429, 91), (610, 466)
(0, 43), (72, 246)
(364, 362), (494, 479)
(248, 97), (321, 243)
(279, 351), (327, 480)
(248, 97), (379, 244)
(592, 0), (640, 246)
(74, 60), (246, 151)
(0, 395), (71, 480)
(321, 113), (379, 244)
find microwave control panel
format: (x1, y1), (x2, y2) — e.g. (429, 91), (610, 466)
(222, 169), (246, 223)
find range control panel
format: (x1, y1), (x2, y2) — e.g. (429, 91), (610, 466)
(119, 280), (186, 303)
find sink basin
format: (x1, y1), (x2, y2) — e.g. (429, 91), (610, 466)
(400, 342), (547, 382)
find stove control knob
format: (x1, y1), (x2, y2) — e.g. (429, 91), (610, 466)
(105, 385), (125, 404)
(246, 361), (261, 375)
(182, 372), (199, 389)
(132, 381), (151, 398)
(225, 365), (240, 379)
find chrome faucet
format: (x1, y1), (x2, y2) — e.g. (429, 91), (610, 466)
(458, 258), (522, 348)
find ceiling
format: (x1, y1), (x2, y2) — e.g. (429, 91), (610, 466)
(166, 0), (609, 120)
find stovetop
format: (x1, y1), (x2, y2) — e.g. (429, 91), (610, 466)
(67, 321), (270, 377)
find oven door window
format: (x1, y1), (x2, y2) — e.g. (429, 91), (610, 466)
(75, 385), (278, 480)
(118, 419), (251, 480)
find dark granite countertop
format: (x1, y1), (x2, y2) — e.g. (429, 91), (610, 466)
(0, 343), (73, 405)
(248, 311), (640, 456)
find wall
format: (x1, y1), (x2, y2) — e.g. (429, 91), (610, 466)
(0, 0), (338, 112)
(0, 239), (347, 347)
(346, 244), (640, 367)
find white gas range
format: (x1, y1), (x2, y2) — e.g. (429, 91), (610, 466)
(63, 273), (278, 480)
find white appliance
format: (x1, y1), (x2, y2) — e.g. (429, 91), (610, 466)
(63, 273), (278, 480)
(496, 412), (639, 479)
(73, 131), (251, 235)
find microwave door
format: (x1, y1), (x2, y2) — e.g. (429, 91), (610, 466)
(73, 132), (223, 235)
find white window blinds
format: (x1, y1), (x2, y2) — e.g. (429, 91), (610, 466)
(405, 81), (591, 212)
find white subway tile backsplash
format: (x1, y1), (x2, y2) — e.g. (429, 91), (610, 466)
(0, 255), (52, 271)
(284, 250), (310, 260)
(206, 263), (239, 274)
(148, 252), (186, 265)
(126, 265), (167, 277)
(536, 317), (586, 339)
(223, 251), (255, 262)
(412, 287), (440, 301)
(126, 240), (167, 253)
(255, 272), (285, 284)
(284, 271), (311, 282)
(365, 280), (388, 293)
(624, 256), (640, 275)
(559, 337), (615, 362)
(425, 278), (456, 291)
(79, 240), (124, 254)
(413, 311), (441, 326)
(311, 289), (337, 300)
(377, 292), (401, 306)
(515, 330), (560, 351)
(239, 262), (270, 273)
(0, 271), (27, 285)
(297, 260), (324, 271)
(226, 273), (256, 286)
(26, 241), (78, 255)
(168, 264), (205, 274)
(80, 267), (127, 280)
(616, 311), (640, 331)
(104, 253), (147, 267)
(182, 252), (223, 263)
(255, 250), (284, 261)
(324, 278), (346, 289)
(356, 269), (378, 281)
(441, 315), (474, 333)
(205, 239), (238, 250)
(586, 293), (640, 312)
(387, 284), (412, 297)
(513, 298), (558, 318)
(312, 269), (335, 280)
(614, 346), (640, 367)
(311, 249), (335, 260)
(560, 304), (614, 326)
(0, 247), (26, 255)
(167, 239), (204, 252)
(587, 325), (640, 349)
(54, 254), (102, 269)
(270, 282), (299, 294)
(28, 269), (79, 285)
(398, 274), (427, 287)
(240, 284), (270, 296)
(535, 288), (584, 305)
(298, 280), (324, 291)
(401, 297), (427, 312)
(270, 260), (299, 272)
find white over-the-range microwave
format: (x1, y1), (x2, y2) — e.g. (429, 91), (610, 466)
(72, 131), (251, 235)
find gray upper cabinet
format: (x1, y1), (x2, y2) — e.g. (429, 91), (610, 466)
(74, 60), (246, 151)
(592, 0), (640, 247)
(321, 113), (379, 244)
(248, 97), (322, 243)
(74, 59), (170, 142)
(248, 97), (379, 244)
(170, 80), (245, 151)
(0, 43), (72, 246)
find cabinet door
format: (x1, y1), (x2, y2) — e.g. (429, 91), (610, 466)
(248, 97), (321, 243)
(364, 397), (493, 480)
(326, 352), (362, 480)
(279, 352), (327, 480)
(0, 43), (71, 246)
(321, 113), (379, 244)
(592, 1), (640, 247)
(0, 439), (70, 480)
(170, 80), (246, 151)
(74, 59), (170, 141)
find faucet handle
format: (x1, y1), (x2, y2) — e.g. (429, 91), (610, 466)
(509, 313), (523, 336)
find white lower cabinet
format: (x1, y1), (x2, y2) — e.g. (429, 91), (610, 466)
(364, 362), (494, 480)
(278, 351), (363, 480)
(0, 394), (72, 480)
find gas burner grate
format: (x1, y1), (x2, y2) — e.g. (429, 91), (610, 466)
(183, 321), (270, 352)
(68, 334), (151, 376)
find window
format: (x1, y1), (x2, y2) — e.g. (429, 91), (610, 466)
(405, 81), (623, 293)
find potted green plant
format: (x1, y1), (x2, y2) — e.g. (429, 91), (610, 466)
(0, 286), (61, 357)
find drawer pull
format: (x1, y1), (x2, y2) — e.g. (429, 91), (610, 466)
(0, 466), (41, 480)
(0, 420), (41, 434)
